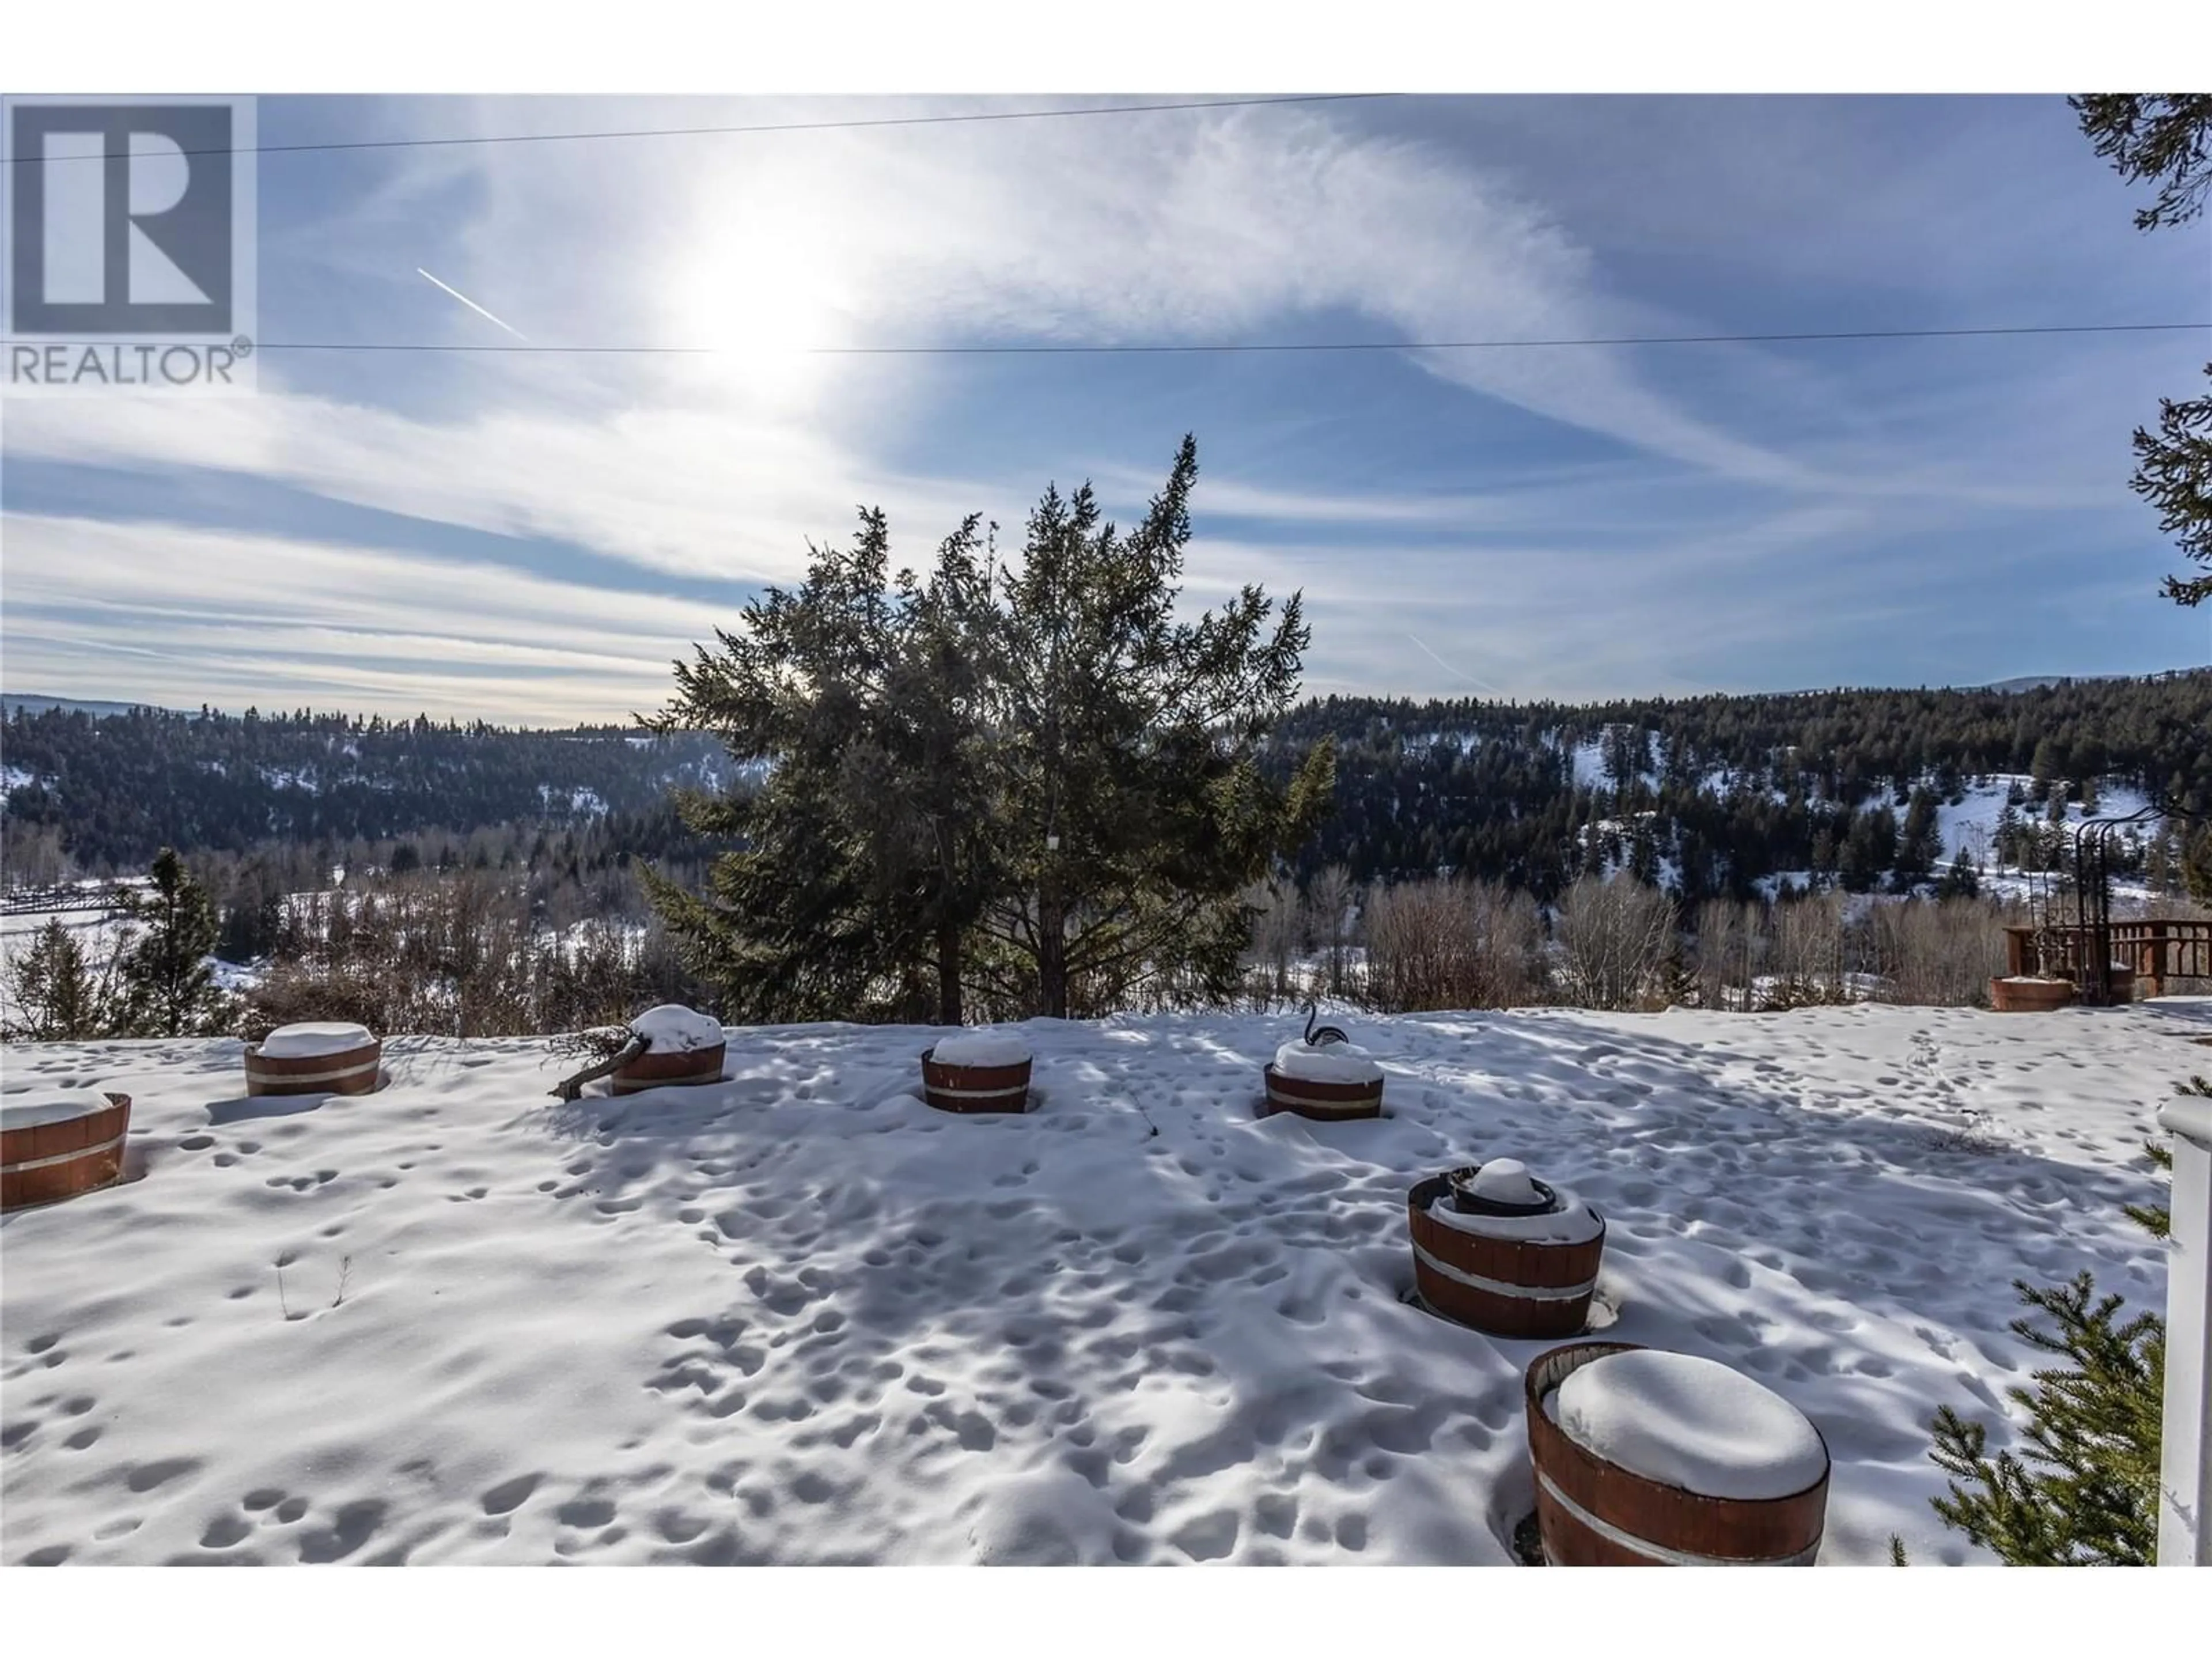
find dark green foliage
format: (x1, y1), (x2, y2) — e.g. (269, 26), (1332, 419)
(649, 436), (1334, 1024)
(0, 704), (729, 870)
(1927, 1272), (2164, 1565)
(1924, 1115), (2181, 1565)
(2131, 375), (2212, 608)
(1936, 846), (1981, 900)
(2070, 94), (2212, 230)
(1, 918), (116, 1040)
(646, 506), (997, 1025)
(1264, 672), (2212, 894)
(971, 438), (1334, 1018)
(2127, 1087), (2202, 1239)
(2071, 94), (2212, 608)
(1893, 787), (1944, 890)
(115, 847), (230, 1037)
(12, 676), (2210, 912)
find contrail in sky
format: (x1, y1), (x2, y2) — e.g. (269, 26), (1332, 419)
(1406, 633), (1503, 696)
(416, 268), (527, 340)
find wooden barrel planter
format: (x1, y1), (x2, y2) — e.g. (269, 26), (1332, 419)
(920, 1033), (1033, 1115)
(611, 1040), (726, 1095)
(2, 1092), (132, 1211)
(611, 1005), (727, 1095)
(1262, 1050), (1384, 1121)
(1525, 1342), (1830, 1567)
(1990, 976), (2075, 1013)
(1408, 1162), (1605, 1339)
(244, 1022), (383, 1096)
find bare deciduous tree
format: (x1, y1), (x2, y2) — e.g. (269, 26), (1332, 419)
(1554, 875), (1677, 1012)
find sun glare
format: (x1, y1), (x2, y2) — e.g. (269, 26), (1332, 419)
(663, 177), (858, 408)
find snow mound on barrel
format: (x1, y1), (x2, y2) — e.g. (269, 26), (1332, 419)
(1469, 1157), (1539, 1206)
(1554, 1349), (1827, 1501)
(257, 1021), (374, 1059)
(1272, 1040), (1383, 1084)
(628, 1005), (725, 1053)
(1428, 1185), (1604, 1244)
(1, 1092), (115, 1129)
(929, 1030), (1032, 1068)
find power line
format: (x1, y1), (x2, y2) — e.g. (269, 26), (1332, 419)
(6, 94), (1398, 164)
(14, 320), (2200, 356)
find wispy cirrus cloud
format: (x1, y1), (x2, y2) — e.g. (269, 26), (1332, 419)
(5, 94), (2206, 717)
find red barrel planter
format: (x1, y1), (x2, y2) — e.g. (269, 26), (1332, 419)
(1990, 976), (2074, 1013)
(920, 1047), (1032, 1115)
(1524, 1342), (1830, 1567)
(1408, 1168), (1605, 1339)
(2, 1092), (132, 1211)
(244, 1031), (383, 1096)
(1262, 1063), (1382, 1121)
(611, 1040), (726, 1095)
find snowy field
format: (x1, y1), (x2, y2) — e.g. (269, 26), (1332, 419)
(2, 1001), (2204, 1566)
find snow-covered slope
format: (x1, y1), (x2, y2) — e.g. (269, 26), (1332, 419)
(2, 1003), (2196, 1566)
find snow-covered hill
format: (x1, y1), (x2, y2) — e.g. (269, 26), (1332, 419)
(3, 1003), (2200, 1566)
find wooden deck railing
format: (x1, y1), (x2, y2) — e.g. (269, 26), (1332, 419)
(2004, 920), (2212, 999)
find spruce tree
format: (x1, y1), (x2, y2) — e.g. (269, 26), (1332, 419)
(1922, 1090), (2195, 1565)
(969, 437), (1335, 1018)
(115, 847), (229, 1037)
(2071, 96), (2212, 607)
(645, 510), (994, 1025)
(1935, 846), (1980, 900)
(1, 918), (113, 1040)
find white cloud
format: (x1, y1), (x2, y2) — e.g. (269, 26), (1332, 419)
(0, 514), (728, 722)
(6, 96), (2200, 711)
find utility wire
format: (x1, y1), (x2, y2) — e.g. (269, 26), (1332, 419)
(15, 321), (2201, 355)
(6, 94), (1398, 164)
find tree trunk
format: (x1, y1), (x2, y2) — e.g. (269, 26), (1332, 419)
(1038, 882), (1069, 1020)
(935, 912), (964, 1027)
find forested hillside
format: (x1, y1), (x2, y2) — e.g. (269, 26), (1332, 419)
(1, 705), (732, 869)
(1264, 672), (2212, 900)
(7, 674), (2209, 904)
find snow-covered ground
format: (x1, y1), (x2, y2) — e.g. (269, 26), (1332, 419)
(0, 897), (262, 1019)
(2, 1001), (2200, 1566)
(1936, 775), (2158, 906)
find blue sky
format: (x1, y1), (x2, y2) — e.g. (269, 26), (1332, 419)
(4, 92), (2209, 724)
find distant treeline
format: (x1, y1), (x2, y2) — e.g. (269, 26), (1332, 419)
(6, 675), (2210, 908)
(0, 704), (733, 869)
(1261, 673), (2212, 900)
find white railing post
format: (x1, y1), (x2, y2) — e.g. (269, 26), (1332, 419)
(2158, 1089), (2212, 1566)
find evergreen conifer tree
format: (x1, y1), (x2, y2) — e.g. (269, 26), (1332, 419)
(1, 918), (115, 1040)
(1935, 846), (1980, 900)
(2071, 96), (2212, 606)
(971, 437), (1335, 1018)
(115, 847), (229, 1037)
(647, 437), (1331, 1024)
(1922, 1083), (2200, 1565)
(645, 510), (994, 1024)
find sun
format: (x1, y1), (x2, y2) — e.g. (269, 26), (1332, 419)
(661, 173), (857, 409)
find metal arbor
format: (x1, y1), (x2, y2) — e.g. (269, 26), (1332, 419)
(2068, 794), (2203, 1005)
